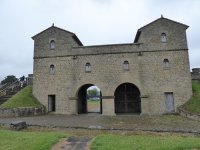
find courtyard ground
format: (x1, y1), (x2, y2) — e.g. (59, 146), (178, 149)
(1, 114), (200, 150)
(0, 114), (200, 133)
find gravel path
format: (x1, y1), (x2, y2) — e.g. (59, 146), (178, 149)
(51, 137), (92, 150)
(1, 114), (200, 133)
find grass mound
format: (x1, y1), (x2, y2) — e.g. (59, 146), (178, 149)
(0, 86), (43, 109)
(182, 81), (200, 113)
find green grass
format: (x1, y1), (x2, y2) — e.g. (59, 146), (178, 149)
(0, 129), (65, 150)
(182, 81), (200, 113)
(0, 86), (43, 109)
(91, 134), (200, 150)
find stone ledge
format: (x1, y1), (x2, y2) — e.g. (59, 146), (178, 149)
(0, 106), (46, 117)
(178, 107), (200, 121)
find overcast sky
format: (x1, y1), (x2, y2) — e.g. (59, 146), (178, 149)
(0, 0), (200, 81)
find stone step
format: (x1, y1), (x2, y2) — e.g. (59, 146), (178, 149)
(0, 85), (25, 105)
(0, 96), (12, 105)
(6, 91), (17, 96)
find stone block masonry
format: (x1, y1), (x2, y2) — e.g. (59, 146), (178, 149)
(32, 16), (192, 115)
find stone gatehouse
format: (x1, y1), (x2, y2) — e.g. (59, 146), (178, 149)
(32, 16), (192, 115)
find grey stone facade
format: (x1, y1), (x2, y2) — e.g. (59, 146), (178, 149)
(32, 16), (192, 115)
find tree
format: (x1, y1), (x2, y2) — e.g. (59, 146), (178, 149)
(87, 88), (100, 96)
(1, 75), (18, 85)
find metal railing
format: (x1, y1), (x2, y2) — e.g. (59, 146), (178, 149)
(0, 80), (20, 97)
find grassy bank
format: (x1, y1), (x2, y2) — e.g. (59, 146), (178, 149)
(0, 129), (65, 150)
(91, 134), (200, 150)
(0, 86), (43, 109)
(182, 81), (200, 113)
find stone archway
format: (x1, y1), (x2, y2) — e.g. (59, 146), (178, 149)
(114, 83), (141, 114)
(77, 84), (102, 114)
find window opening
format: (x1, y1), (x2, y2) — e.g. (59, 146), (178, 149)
(123, 60), (129, 71)
(50, 40), (56, 49)
(49, 64), (55, 75)
(163, 59), (170, 69)
(161, 33), (167, 42)
(85, 63), (91, 72)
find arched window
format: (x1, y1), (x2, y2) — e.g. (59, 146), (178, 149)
(85, 63), (91, 72)
(123, 60), (129, 71)
(49, 64), (55, 75)
(50, 40), (56, 49)
(163, 58), (170, 69)
(161, 33), (167, 42)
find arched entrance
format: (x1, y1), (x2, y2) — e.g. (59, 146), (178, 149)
(114, 83), (141, 114)
(77, 84), (102, 114)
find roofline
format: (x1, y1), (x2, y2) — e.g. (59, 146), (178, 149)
(73, 42), (142, 48)
(32, 25), (75, 40)
(138, 17), (189, 31)
(33, 48), (188, 59)
(32, 25), (83, 46)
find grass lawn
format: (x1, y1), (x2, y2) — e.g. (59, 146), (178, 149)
(87, 99), (100, 112)
(0, 86), (43, 109)
(0, 129), (65, 150)
(183, 81), (200, 113)
(91, 134), (200, 150)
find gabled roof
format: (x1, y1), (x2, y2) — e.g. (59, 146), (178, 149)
(134, 16), (189, 43)
(32, 25), (83, 46)
(138, 16), (189, 31)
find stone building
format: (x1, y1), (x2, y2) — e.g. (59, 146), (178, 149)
(32, 16), (192, 115)
(191, 68), (200, 81)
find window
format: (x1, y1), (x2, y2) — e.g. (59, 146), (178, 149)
(161, 33), (167, 42)
(123, 60), (129, 71)
(49, 64), (55, 75)
(50, 40), (55, 49)
(163, 58), (170, 69)
(85, 63), (91, 72)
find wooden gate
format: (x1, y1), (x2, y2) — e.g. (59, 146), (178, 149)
(114, 83), (141, 114)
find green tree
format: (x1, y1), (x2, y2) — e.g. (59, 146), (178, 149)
(1, 75), (18, 85)
(87, 88), (99, 96)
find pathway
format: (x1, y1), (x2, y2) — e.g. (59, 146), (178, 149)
(51, 137), (92, 150)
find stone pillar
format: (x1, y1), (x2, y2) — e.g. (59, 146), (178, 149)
(140, 95), (149, 115)
(69, 97), (78, 115)
(102, 96), (116, 116)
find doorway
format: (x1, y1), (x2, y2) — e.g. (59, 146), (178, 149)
(164, 92), (175, 113)
(48, 95), (56, 112)
(77, 84), (102, 114)
(114, 83), (141, 114)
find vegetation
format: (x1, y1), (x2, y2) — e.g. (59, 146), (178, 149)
(91, 134), (200, 150)
(87, 86), (100, 96)
(0, 86), (43, 109)
(1, 75), (18, 85)
(0, 129), (65, 150)
(182, 81), (200, 113)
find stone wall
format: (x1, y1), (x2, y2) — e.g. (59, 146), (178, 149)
(33, 49), (192, 115)
(0, 106), (45, 117)
(178, 107), (200, 121)
(191, 68), (200, 81)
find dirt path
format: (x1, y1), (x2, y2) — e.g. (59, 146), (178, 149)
(51, 136), (92, 150)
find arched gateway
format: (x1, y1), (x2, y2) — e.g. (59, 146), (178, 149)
(77, 84), (102, 114)
(114, 83), (141, 114)
(32, 17), (192, 115)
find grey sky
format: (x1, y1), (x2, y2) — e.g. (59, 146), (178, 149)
(0, 0), (200, 81)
